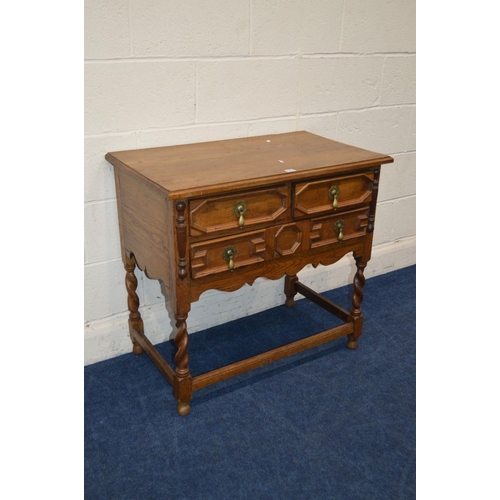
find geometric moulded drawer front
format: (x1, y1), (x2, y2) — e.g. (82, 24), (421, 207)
(294, 173), (373, 217)
(190, 230), (266, 279)
(189, 185), (288, 236)
(308, 207), (370, 249)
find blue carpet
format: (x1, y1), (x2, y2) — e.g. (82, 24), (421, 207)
(85, 265), (416, 499)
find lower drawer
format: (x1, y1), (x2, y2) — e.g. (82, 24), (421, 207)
(307, 207), (370, 249)
(190, 230), (267, 279)
(189, 207), (370, 279)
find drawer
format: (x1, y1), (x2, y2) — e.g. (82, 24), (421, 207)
(189, 185), (288, 236)
(190, 230), (267, 279)
(294, 173), (373, 217)
(307, 207), (370, 249)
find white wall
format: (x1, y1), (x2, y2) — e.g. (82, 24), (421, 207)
(84, 0), (416, 365)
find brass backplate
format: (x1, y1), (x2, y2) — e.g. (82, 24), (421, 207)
(328, 185), (340, 201)
(233, 201), (248, 217)
(222, 245), (237, 261)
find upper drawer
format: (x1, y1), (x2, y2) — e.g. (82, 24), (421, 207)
(293, 172), (373, 217)
(189, 185), (289, 236)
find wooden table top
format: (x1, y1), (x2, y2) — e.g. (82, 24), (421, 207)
(106, 131), (393, 199)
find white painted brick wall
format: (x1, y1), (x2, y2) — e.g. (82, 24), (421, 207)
(130, 0), (250, 57)
(84, 0), (130, 59)
(84, 0), (416, 365)
(299, 56), (385, 113)
(197, 59), (299, 122)
(341, 1), (416, 53)
(85, 61), (196, 135)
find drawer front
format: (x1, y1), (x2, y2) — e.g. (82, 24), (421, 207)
(190, 230), (267, 279)
(294, 173), (373, 217)
(307, 207), (370, 249)
(189, 185), (288, 236)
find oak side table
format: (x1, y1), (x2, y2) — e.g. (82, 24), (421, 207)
(106, 131), (393, 415)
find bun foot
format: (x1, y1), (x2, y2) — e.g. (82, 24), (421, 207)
(285, 297), (295, 308)
(133, 344), (143, 355)
(177, 402), (190, 416)
(347, 339), (358, 350)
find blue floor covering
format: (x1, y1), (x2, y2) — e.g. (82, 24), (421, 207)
(85, 265), (416, 499)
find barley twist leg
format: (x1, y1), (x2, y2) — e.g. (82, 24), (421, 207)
(347, 257), (366, 350)
(125, 255), (144, 355)
(174, 314), (192, 415)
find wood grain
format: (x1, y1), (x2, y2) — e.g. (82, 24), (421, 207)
(189, 184), (288, 237)
(106, 131), (393, 199)
(192, 322), (354, 391)
(294, 172), (373, 217)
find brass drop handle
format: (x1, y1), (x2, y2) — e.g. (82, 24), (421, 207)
(334, 219), (345, 242)
(233, 201), (248, 228)
(222, 245), (237, 271)
(328, 185), (340, 210)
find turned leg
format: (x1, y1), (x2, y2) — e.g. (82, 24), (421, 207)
(173, 314), (192, 416)
(172, 200), (193, 415)
(125, 255), (144, 355)
(347, 257), (367, 350)
(284, 274), (298, 308)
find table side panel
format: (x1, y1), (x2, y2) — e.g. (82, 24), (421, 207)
(115, 168), (173, 290)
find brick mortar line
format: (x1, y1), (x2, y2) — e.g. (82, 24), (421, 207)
(84, 55), (297, 64)
(85, 300), (168, 328)
(378, 193), (416, 205)
(85, 257), (122, 269)
(84, 199), (116, 207)
(84, 52), (415, 64)
(303, 52), (416, 58)
(84, 115), (296, 139)
(84, 104), (415, 139)
(301, 103), (415, 118)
